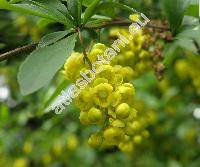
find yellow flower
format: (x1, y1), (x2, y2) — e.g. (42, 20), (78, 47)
(92, 83), (113, 107)
(103, 127), (125, 145)
(63, 52), (84, 81)
(109, 28), (120, 37)
(121, 67), (135, 81)
(119, 141), (134, 153)
(88, 132), (103, 147)
(129, 14), (141, 22)
(92, 78), (108, 87)
(111, 119), (125, 128)
(116, 103), (130, 119)
(79, 111), (90, 125)
(98, 65), (115, 82)
(124, 108), (138, 122)
(107, 91), (121, 107)
(125, 121), (141, 135)
(75, 89), (93, 111)
(117, 84), (135, 104)
(114, 65), (135, 82)
(88, 107), (104, 124)
(139, 50), (150, 59)
(88, 43), (107, 62)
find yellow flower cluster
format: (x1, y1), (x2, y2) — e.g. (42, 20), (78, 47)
(175, 56), (200, 94)
(62, 14), (154, 152)
(63, 41), (151, 152)
(109, 14), (152, 78)
(117, 99), (157, 153)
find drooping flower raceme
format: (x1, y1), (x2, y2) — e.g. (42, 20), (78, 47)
(109, 14), (152, 78)
(62, 14), (153, 152)
(63, 42), (150, 152)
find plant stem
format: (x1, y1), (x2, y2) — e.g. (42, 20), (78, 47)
(0, 20), (170, 62)
(85, 20), (170, 31)
(0, 43), (37, 62)
(77, 28), (92, 68)
(193, 40), (200, 54)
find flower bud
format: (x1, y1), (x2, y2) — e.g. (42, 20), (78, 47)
(111, 119), (125, 128)
(79, 111), (90, 125)
(119, 141), (134, 153)
(88, 133), (103, 147)
(116, 103), (130, 119)
(125, 108), (138, 121)
(88, 108), (103, 123)
(129, 14), (140, 22)
(103, 127), (124, 143)
(125, 121), (141, 135)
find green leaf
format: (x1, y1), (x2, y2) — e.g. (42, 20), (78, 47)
(185, 4), (199, 18)
(91, 14), (112, 20)
(77, 0), (82, 24)
(163, 43), (178, 65)
(0, 0), (9, 7)
(176, 25), (200, 40)
(96, 2), (137, 13)
(85, 15), (112, 27)
(37, 18), (56, 29)
(175, 39), (197, 53)
(9, 0), (22, 3)
(38, 30), (74, 48)
(83, 0), (101, 24)
(175, 25), (200, 53)
(66, 0), (82, 25)
(182, 16), (200, 26)
(82, 0), (93, 7)
(28, 0), (74, 27)
(163, 26), (200, 65)
(0, 0), (74, 26)
(31, 0), (68, 14)
(18, 33), (77, 95)
(98, 0), (116, 18)
(0, 0), (58, 21)
(162, 0), (191, 34)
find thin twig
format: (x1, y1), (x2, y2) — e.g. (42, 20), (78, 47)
(77, 28), (92, 68)
(0, 20), (170, 62)
(0, 43), (37, 62)
(85, 20), (170, 31)
(193, 39), (200, 54)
